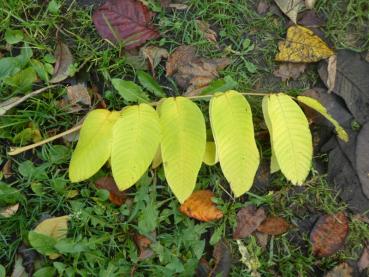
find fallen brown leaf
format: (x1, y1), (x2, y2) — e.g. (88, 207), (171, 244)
(273, 62), (307, 81)
(95, 176), (126, 206)
(0, 203), (19, 218)
(50, 42), (73, 83)
(134, 233), (155, 260)
(257, 216), (290, 235)
(256, 0), (270, 15)
(326, 55), (337, 93)
(179, 190), (223, 222)
(92, 0), (159, 49)
(141, 46), (169, 75)
(310, 212), (349, 257)
(2, 160), (12, 178)
(196, 20), (217, 43)
(274, 0), (304, 23)
(66, 84), (91, 106)
(166, 45), (230, 95)
(210, 239), (232, 277)
(254, 231), (269, 250)
(233, 205), (266, 239)
(298, 10), (325, 27)
(358, 245), (369, 272)
(324, 262), (353, 277)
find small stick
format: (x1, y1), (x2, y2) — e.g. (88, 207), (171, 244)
(0, 85), (58, 116)
(8, 124), (82, 156)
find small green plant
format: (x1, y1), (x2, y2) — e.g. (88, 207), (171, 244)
(69, 88), (348, 203)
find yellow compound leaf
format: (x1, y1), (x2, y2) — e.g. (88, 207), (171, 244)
(276, 25), (334, 63)
(262, 98), (280, 173)
(111, 104), (161, 191)
(263, 93), (312, 184)
(69, 109), (120, 182)
(159, 97), (206, 203)
(297, 96), (349, 142)
(210, 91), (260, 197)
(203, 141), (218, 166)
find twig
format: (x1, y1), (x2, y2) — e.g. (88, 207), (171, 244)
(0, 85), (58, 116)
(8, 124), (82, 156)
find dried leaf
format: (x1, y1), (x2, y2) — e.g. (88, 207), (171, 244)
(0, 203), (19, 218)
(356, 122), (369, 199)
(358, 246), (369, 272)
(134, 233), (154, 260)
(257, 0), (270, 15)
(50, 42), (73, 83)
(95, 176), (126, 206)
(34, 216), (69, 239)
(310, 212), (349, 257)
(305, 0), (316, 9)
(2, 160), (12, 178)
(254, 231), (269, 250)
(166, 45), (230, 94)
(325, 263), (353, 277)
(141, 46), (169, 75)
(327, 55), (337, 93)
(319, 50), (369, 124)
(168, 3), (189, 10)
(257, 216), (290, 235)
(196, 20), (217, 43)
(298, 10), (325, 27)
(274, 0), (304, 23)
(233, 205), (266, 239)
(92, 0), (159, 49)
(66, 84), (91, 106)
(276, 25), (334, 63)
(179, 190), (223, 222)
(210, 239), (232, 277)
(273, 62), (306, 81)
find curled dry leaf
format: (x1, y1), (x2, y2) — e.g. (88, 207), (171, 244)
(50, 42), (73, 83)
(2, 160), (12, 178)
(358, 245), (369, 272)
(92, 0), (159, 49)
(95, 176), (126, 206)
(141, 46), (169, 75)
(310, 212), (349, 257)
(66, 84), (91, 106)
(210, 239), (232, 277)
(324, 263), (353, 277)
(134, 233), (155, 260)
(196, 20), (217, 43)
(276, 25), (334, 63)
(179, 190), (223, 222)
(273, 62), (307, 81)
(233, 205), (266, 239)
(274, 0), (304, 23)
(257, 216), (290, 235)
(166, 45), (230, 95)
(326, 55), (337, 93)
(0, 203), (19, 218)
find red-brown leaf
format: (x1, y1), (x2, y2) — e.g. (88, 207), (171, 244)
(133, 233), (154, 261)
(95, 176), (126, 206)
(179, 190), (223, 222)
(310, 212), (349, 257)
(257, 216), (290, 235)
(92, 0), (160, 49)
(233, 205), (266, 239)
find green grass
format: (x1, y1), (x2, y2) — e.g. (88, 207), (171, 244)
(1, 0), (369, 276)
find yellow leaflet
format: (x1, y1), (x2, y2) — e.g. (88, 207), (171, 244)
(262, 97), (280, 173)
(34, 216), (69, 239)
(69, 109), (120, 182)
(159, 97), (206, 203)
(263, 93), (312, 185)
(297, 96), (349, 142)
(203, 142), (218, 166)
(111, 104), (161, 191)
(276, 25), (334, 63)
(210, 91), (260, 197)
